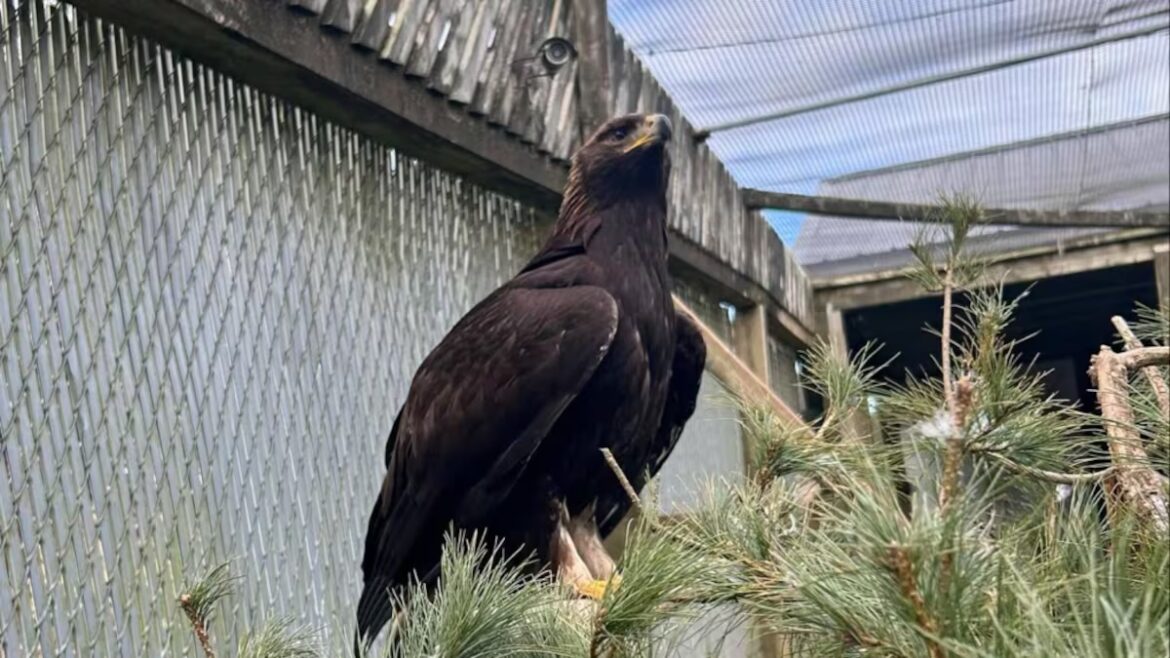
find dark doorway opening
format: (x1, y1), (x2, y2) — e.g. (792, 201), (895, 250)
(843, 262), (1160, 408)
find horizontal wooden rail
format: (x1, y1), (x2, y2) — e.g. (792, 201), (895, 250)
(743, 189), (1170, 229)
(672, 295), (804, 428)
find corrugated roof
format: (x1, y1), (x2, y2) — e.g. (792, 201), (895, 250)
(609, 0), (1170, 275)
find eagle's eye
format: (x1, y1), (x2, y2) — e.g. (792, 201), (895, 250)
(607, 126), (628, 142)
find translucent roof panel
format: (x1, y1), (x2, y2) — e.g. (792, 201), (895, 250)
(608, 0), (1170, 277)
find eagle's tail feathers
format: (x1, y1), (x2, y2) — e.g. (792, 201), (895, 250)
(354, 577), (396, 657)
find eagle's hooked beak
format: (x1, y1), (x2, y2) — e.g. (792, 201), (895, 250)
(623, 114), (672, 153)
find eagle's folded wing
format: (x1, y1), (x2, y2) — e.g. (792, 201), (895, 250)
(597, 311), (706, 536)
(360, 284), (619, 583)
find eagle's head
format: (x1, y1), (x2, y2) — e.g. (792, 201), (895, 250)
(566, 113), (672, 211)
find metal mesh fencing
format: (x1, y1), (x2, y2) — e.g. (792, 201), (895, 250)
(0, 1), (548, 654)
(0, 2), (750, 655)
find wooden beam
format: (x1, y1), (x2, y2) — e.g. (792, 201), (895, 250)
(743, 189), (1170, 229)
(817, 233), (1168, 311)
(669, 235), (817, 347)
(673, 296), (802, 427)
(66, 0), (567, 214)
(731, 304), (771, 385)
(824, 304), (849, 358)
(571, 0), (610, 140)
(1155, 244), (1169, 304)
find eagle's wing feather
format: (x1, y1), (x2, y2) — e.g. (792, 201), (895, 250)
(361, 285), (619, 584)
(598, 311), (706, 536)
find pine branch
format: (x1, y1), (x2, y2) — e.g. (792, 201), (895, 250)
(885, 544), (944, 658)
(1120, 346), (1170, 370)
(601, 448), (642, 514)
(178, 563), (237, 658)
(941, 268), (956, 419)
(1113, 316), (1170, 418)
(179, 598), (217, 658)
(979, 451), (1116, 484)
(1091, 345), (1170, 534)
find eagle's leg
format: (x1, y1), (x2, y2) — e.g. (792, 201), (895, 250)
(568, 503), (619, 583)
(551, 502), (615, 600)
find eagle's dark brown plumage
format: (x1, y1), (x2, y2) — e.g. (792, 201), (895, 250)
(355, 113), (706, 649)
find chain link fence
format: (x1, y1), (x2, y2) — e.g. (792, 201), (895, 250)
(0, 1), (547, 653)
(0, 2), (751, 655)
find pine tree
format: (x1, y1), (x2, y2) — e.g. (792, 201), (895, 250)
(179, 199), (1170, 657)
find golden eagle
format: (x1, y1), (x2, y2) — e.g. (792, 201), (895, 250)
(355, 113), (706, 649)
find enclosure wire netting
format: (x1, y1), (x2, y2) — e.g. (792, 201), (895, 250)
(0, 2), (549, 653)
(609, 0), (1170, 272)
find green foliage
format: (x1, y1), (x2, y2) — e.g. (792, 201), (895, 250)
(386, 532), (586, 658)
(180, 562), (239, 629)
(1125, 302), (1170, 473)
(906, 194), (987, 293)
(238, 619), (321, 658)
(590, 525), (709, 657)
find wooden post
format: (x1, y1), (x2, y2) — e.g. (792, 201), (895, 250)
(572, 0), (610, 140)
(820, 303), (870, 444)
(728, 303), (784, 658)
(732, 304), (772, 388)
(824, 304), (849, 359)
(1154, 244), (1169, 305)
(1091, 345), (1170, 534)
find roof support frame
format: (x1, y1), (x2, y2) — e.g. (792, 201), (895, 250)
(743, 190), (1170, 229)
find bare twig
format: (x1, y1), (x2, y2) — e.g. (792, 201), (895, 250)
(1119, 346), (1170, 371)
(931, 263), (959, 510)
(1112, 316), (1170, 418)
(937, 271), (969, 601)
(981, 451), (1117, 484)
(885, 544), (945, 658)
(1091, 346), (1170, 534)
(941, 269), (955, 417)
(601, 447), (643, 514)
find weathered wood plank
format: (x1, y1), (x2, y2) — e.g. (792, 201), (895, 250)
(521, 0), (564, 145)
(405, 0), (461, 78)
(473, 0), (522, 119)
(541, 58), (575, 155)
(571, 0), (608, 139)
(640, 72), (658, 117)
(380, 0), (428, 64)
(445, 0), (494, 102)
(351, 0), (398, 50)
(553, 86), (577, 160)
(320, 0), (364, 32)
(428, 0), (478, 94)
(619, 48), (641, 115)
(492, 0), (540, 130)
(606, 29), (625, 115)
(743, 189), (1170, 229)
(287, 0), (327, 15)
